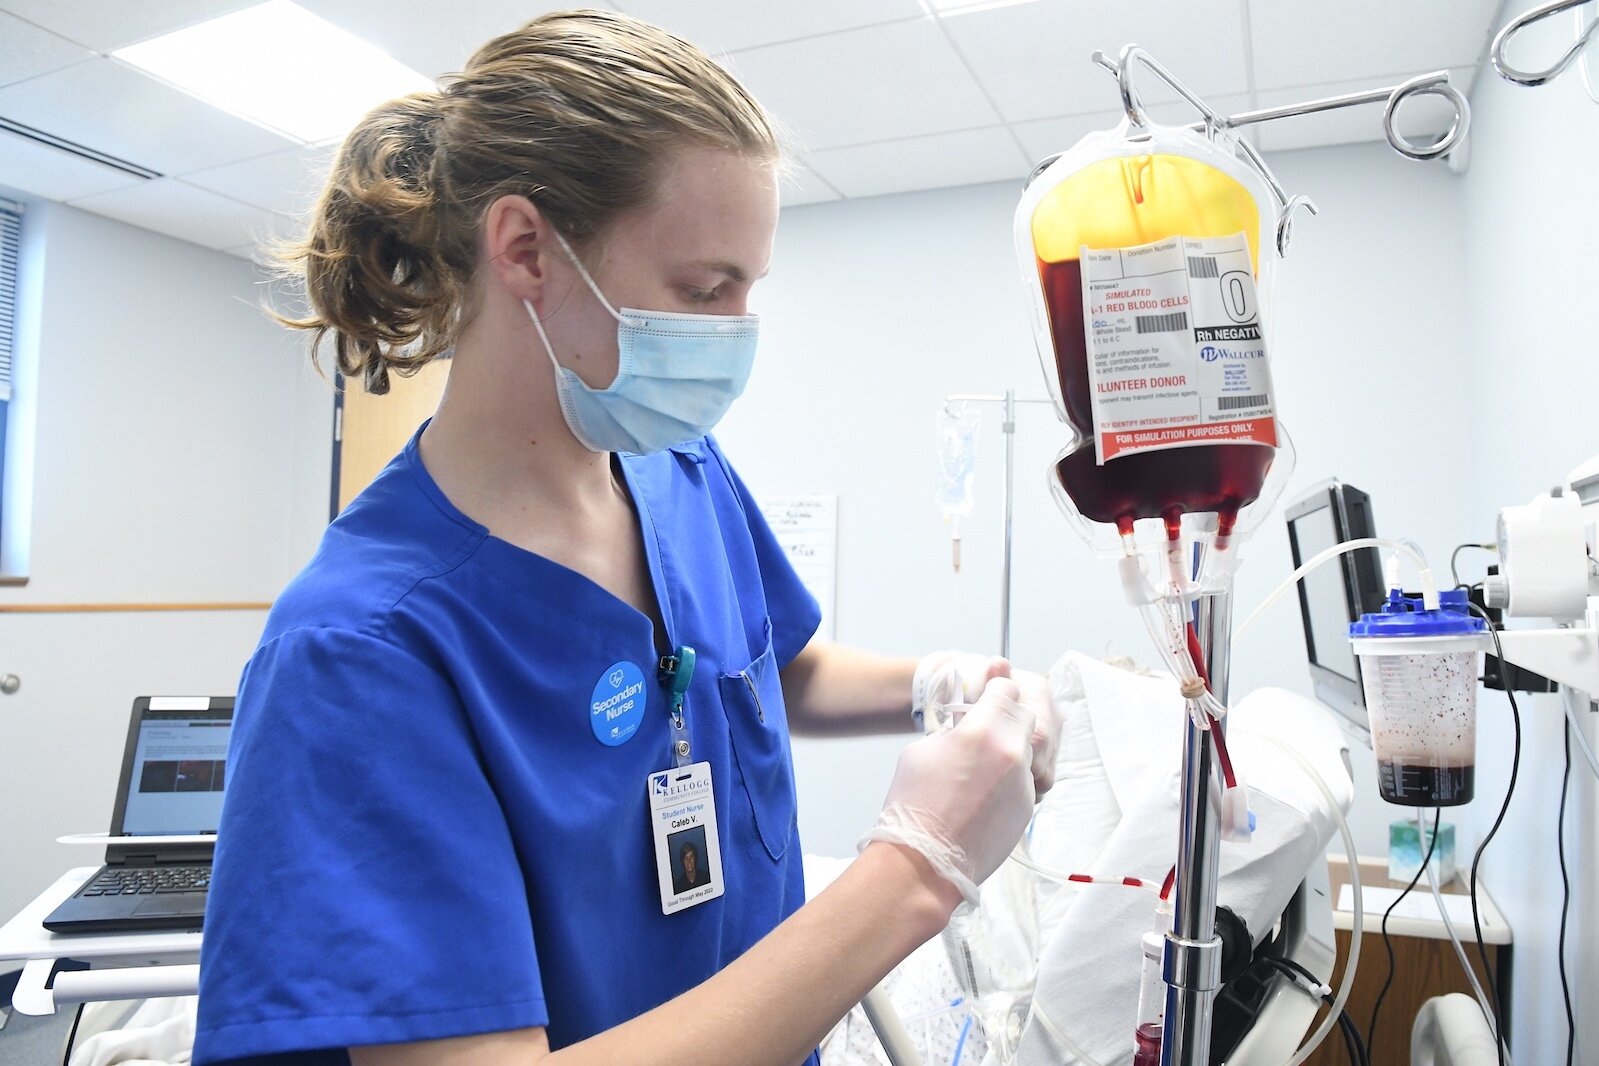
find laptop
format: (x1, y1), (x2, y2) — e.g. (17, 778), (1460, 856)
(44, 696), (233, 934)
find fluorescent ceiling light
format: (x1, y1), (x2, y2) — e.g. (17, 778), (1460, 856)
(924, 0), (1044, 15)
(114, 0), (434, 144)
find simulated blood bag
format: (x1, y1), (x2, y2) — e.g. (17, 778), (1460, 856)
(1015, 121), (1294, 556)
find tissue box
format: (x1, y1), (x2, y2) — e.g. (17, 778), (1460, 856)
(1389, 819), (1456, 884)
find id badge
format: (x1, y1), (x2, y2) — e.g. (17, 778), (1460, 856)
(647, 761), (725, 915)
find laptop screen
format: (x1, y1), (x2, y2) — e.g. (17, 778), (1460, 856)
(117, 706), (233, 836)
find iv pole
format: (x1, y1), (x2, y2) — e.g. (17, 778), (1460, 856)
(1067, 45), (1469, 1066)
(943, 389), (1054, 658)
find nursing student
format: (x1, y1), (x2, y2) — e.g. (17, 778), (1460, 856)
(194, 10), (1063, 1065)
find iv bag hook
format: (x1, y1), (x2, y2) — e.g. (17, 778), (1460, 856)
(1492, 0), (1599, 86)
(1089, 45), (1471, 254)
(1091, 45), (1315, 257)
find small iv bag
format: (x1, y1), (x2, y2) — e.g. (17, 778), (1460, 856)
(937, 405), (982, 572)
(1014, 120), (1296, 557)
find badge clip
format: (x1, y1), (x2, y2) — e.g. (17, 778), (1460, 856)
(658, 645), (696, 767)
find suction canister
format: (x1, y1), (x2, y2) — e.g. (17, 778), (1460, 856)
(1350, 589), (1490, 806)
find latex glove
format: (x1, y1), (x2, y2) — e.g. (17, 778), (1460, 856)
(1012, 667), (1063, 796)
(915, 652), (1063, 797)
(861, 677), (1037, 906)
(912, 650), (1010, 734)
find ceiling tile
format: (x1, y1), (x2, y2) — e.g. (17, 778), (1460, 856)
(941, 0), (1250, 125)
(67, 178), (280, 251)
(0, 57), (297, 175)
(181, 143), (336, 216)
(1010, 92), (1256, 165)
(297, 0), (616, 80)
(806, 125), (1030, 199)
(0, 128), (147, 201)
(0, 11), (93, 88)
(1247, 0), (1501, 92)
(728, 18), (1002, 152)
(779, 160), (842, 208)
(617, 0), (924, 57)
(0, 0), (262, 52)
(1254, 68), (1473, 153)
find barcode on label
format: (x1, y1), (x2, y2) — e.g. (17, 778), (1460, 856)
(1217, 393), (1267, 411)
(1187, 256), (1219, 279)
(1135, 312), (1189, 334)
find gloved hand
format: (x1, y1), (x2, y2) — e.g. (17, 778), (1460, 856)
(861, 677), (1037, 907)
(912, 650), (1010, 734)
(1011, 668), (1063, 795)
(915, 651), (1064, 797)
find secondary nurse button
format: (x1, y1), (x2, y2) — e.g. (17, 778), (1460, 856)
(590, 661), (647, 746)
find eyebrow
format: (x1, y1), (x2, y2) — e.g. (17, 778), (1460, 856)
(690, 260), (770, 283)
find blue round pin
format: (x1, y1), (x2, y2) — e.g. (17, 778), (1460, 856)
(590, 661), (647, 746)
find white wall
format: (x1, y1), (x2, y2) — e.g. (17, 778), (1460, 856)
(1456, 55), (1599, 1065)
(0, 197), (332, 921)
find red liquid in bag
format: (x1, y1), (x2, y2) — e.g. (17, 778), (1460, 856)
(1041, 258), (1273, 533)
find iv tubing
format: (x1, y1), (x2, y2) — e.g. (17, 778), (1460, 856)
(1254, 735), (1364, 1066)
(1005, 838), (1164, 893)
(1420, 811), (1515, 1066)
(1561, 685), (1599, 782)
(1234, 537), (1440, 643)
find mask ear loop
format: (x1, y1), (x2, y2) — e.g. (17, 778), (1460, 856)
(522, 298), (566, 379)
(549, 229), (641, 328)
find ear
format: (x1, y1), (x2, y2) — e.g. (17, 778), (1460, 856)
(482, 194), (556, 303)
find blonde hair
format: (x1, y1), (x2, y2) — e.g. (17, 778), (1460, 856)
(278, 9), (778, 394)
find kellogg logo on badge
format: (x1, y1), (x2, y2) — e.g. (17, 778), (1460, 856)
(652, 773), (670, 794)
(589, 661), (647, 747)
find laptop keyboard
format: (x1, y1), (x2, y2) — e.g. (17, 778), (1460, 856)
(82, 865), (211, 896)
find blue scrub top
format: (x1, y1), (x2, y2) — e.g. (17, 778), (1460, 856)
(193, 428), (822, 1064)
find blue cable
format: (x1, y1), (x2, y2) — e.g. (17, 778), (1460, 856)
(950, 1013), (973, 1066)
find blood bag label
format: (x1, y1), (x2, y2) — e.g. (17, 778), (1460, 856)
(1079, 233), (1277, 463)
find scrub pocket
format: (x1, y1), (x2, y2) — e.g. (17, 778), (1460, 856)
(718, 630), (798, 862)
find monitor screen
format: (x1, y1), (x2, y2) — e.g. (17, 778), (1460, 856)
(1291, 502), (1361, 685)
(118, 708), (232, 836)
(1284, 481), (1383, 742)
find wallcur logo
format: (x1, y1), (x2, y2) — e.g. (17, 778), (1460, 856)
(1200, 345), (1261, 363)
(610, 669), (625, 688)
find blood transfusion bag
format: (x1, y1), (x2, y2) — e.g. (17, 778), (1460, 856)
(1016, 122), (1294, 557)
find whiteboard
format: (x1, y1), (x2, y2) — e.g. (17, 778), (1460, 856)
(757, 495), (838, 642)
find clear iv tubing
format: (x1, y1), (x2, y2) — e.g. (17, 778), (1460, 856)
(1235, 537), (1440, 644)
(1255, 735), (1364, 1066)
(1419, 809), (1516, 1066)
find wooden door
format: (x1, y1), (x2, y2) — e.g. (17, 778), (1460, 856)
(333, 359), (452, 514)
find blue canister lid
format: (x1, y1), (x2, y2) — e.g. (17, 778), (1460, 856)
(1349, 588), (1488, 638)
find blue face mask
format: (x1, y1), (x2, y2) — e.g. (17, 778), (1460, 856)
(523, 231), (759, 455)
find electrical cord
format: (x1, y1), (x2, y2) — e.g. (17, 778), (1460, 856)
(1449, 542), (1496, 588)
(1260, 956), (1369, 1066)
(1365, 806), (1441, 1060)
(1559, 718), (1574, 1066)
(1463, 601), (1520, 1066)
(61, 1002), (85, 1066)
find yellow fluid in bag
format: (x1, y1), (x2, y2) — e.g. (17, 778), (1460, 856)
(1030, 153), (1272, 536)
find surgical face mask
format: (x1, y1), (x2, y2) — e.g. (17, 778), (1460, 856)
(523, 231), (759, 455)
